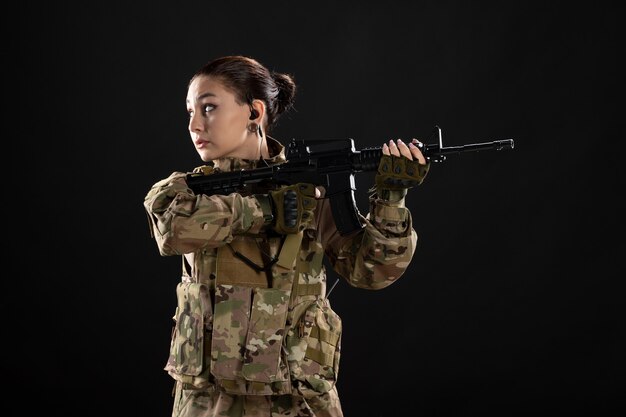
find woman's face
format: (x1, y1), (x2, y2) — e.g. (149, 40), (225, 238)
(186, 75), (256, 162)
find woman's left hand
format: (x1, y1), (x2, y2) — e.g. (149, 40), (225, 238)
(382, 138), (427, 165)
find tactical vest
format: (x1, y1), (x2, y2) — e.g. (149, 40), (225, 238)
(164, 216), (342, 399)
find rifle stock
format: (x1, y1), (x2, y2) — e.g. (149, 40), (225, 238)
(186, 125), (514, 235)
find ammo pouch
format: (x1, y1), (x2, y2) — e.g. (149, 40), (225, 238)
(209, 285), (291, 392)
(208, 236), (292, 395)
(285, 297), (342, 398)
(164, 281), (213, 388)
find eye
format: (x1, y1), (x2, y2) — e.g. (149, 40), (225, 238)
(202, 104), (216, 113)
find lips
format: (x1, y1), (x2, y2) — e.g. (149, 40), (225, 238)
(195, 139), (210, 148)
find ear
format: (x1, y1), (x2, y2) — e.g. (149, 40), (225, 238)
(250, 99), (266, 123)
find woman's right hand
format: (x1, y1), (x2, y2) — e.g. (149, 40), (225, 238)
(268, 183), (319, 234)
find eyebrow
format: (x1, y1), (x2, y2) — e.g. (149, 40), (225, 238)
(187, 92), (216, 103)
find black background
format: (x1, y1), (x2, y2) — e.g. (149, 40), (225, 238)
(7, 2), (624, 416)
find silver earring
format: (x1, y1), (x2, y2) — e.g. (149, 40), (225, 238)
(247, 122), (259, 133)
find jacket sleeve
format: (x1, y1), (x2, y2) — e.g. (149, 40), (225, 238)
(319, 194), (417, 290)
(143, 171), (266, 256)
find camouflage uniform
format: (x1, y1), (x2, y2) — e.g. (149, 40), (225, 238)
(144, 137), (417, 417)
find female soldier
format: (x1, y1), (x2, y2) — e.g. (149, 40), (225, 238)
(144, 55), (429, 417)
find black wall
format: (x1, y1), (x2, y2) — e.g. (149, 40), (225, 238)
(7, 2), (623, 416)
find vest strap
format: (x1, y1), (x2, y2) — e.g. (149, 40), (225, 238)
(276, 231), (303, 270)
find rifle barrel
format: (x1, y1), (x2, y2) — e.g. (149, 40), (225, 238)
(431, 139), (514, 155)
(353, 138), (514, 169)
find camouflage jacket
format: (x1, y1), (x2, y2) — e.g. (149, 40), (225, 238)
(143, 136), (418, 398)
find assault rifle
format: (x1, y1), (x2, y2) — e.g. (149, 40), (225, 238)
(186, 126), (514, 236)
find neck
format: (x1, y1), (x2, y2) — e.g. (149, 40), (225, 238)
(225, 134), (269, 160)
(256, 133), (270, 159)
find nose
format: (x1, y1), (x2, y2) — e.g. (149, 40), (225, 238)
(189, 112), (204, 132)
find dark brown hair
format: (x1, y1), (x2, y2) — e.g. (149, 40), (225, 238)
(190, 55), (297, 132)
